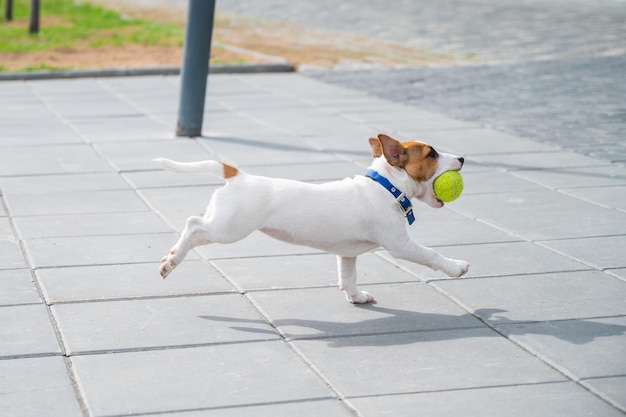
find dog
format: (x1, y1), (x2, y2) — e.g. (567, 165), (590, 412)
(155, 133), (469, 303)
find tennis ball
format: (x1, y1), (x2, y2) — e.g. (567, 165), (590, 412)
(433, 170), (464, 203)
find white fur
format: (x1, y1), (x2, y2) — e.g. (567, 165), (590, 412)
(155, 144), (469, 304)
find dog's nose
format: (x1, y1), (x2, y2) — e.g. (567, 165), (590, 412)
(458, 157), (465, 166)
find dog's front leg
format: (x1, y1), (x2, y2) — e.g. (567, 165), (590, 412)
(386, 238), (470, 278)
(337, 256), (375, 304)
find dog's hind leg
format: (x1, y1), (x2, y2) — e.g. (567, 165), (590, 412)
(160, 216), (213, 278)
(337, 256), (375, 304)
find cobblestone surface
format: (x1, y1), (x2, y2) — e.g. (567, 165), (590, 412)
(217, 0), (626, 64)
(215, 0), (626, 162)
(306, 56), (626, 162)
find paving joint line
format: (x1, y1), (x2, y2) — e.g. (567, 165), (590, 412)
(242, 289), (362, 416)
(61, 338), (281, 358)
(345, 379), (569, 401)
(44, 290), (239, 307)
(97, 396), (334, 417)
(2, 192), (91, 416)
(427, 280), (626, 413)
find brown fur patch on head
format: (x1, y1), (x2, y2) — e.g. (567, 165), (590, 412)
(370, 134), (439, 182)
(401, 141), (439, 182)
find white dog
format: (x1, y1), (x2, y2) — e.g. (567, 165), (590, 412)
(155, 134), (469, 303)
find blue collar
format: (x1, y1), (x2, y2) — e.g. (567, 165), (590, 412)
(365, 169), (415, 225)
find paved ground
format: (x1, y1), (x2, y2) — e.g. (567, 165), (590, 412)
(213, 0), (626, 162)
(1, 73), (625, 416)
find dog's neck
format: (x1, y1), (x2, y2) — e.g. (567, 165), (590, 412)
(367, 157), (424, 200)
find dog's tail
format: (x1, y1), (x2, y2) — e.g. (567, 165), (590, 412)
(153, 158), (242, 180)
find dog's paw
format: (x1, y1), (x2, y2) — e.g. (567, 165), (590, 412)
(443, 259), (470, 278)
(345, 290), (376, 304)
(159, 249), (177, 279)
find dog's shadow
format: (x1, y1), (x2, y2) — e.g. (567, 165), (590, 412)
(199, 306), (626, 348)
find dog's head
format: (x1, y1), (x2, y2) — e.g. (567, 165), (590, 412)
(369, 133), (464, 208)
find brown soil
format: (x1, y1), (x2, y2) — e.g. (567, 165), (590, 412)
(1, 0), (465, 72)
(0, 44), (269, 71)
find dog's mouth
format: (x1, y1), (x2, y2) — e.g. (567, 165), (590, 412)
(424, 166), (463, 209)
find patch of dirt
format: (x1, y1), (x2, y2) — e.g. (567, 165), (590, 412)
(0, 43), (273, 71)
(2, 0), (467, 72)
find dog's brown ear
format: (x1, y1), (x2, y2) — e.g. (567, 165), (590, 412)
(369, 136), (383, 158)
(377, 134), (407, 167)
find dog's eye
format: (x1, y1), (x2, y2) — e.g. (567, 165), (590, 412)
(427, 148), (439, 158)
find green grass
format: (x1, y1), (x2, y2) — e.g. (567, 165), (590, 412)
(0, 0), (184, 53)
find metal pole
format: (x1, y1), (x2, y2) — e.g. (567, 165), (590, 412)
(29, 0), (39, 34)
(5, 0), (13, 21)
(176, 0), (216, 137)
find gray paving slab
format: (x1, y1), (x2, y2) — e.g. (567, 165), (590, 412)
(246, 283), (483, 340)
(202, 121), (293, 143)
(100, 76), (179, 95)
(0, 240), (26, 270)
(123, 169), (222, 189)
(138, 185), (220, 228)
(497, 316), (626, 379)
(71, 342), (335, 416)
(470, 150), (610, 171)
(0, 172), (129, 194)
(53, 294), (278, 354)
(45, 97), (140, 118)
(348, 381), (625, 417)
(195, 135), (341, 166)
(0, 144), (111, 176)
(435, 271), (626, 322)
(0, 219), (27, 270)
(0, 357), (83, 417)
(13, 212), (171, 239)
(410, 127), (562, 156)
(212, 92), (310, 112)
(458, 170), (548, 196)
(562, 185), (626, 211)
(607, 268), (626, 283)
(36, 260), (234, 303)
(23, 232), (185, 268)
(583, 376), (626, 412)
(291, 327), (565, 398)
(212, 252), (414, 291)
(406, 208), (523, 247)
(28, 78), (106, 96)
(68, 116), (172, 142)
(4, 189), (149, 216)
(1, 71), (625, 416)
(200, 112), (280, 136)
(0, 119), (84, 146)
(383, 115), (481, 134)
(453, 188), (626, 240)
(0, 269), (41, 306)
(297, 131), (383, 164)
(147, 399), (355, 417)
(269, 114), (381, 138)
(539, 236), (626, 270)
(510, 164), (626, 190)
(94, 139), (216, 172)
(0, 304), (61, 358)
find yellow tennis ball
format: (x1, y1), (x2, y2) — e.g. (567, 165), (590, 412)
(433, 170), (464, 203)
